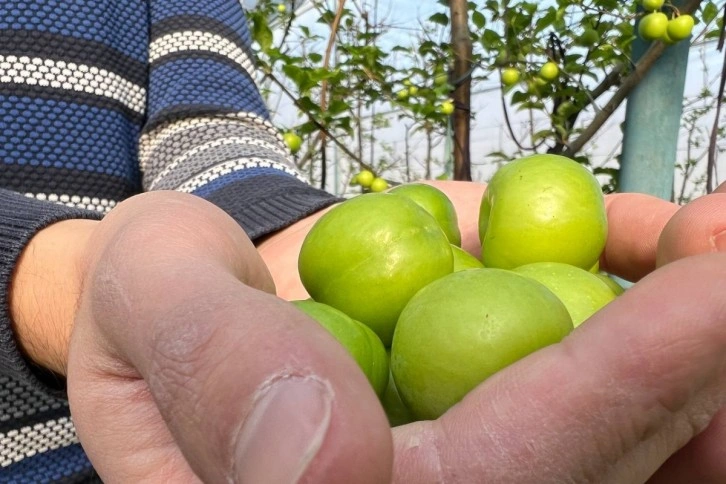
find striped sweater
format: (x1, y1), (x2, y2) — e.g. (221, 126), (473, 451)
(0, 1), (338, 481)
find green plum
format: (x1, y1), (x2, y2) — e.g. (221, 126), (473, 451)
(451, 245), (484, 271)
(638, 12), (668, 41)
(381, 350), (415, 427)
(479, 154), (607, 270)
(299, 193), (453, 346)
(292, 300), (389, 396)
(514, 262), (617, 327)
(391, 269), (573, 420)
(389, 183), (462, 246)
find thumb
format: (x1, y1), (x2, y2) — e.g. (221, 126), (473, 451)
(68, 192), (392, 483)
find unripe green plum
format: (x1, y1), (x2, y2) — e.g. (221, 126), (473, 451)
(293, 300), (389, 396)
(391, 269), (573, 420)
(514, 262), (617, 327)
(478, 154), (607, 270)
(299, 193), (453, 346)
(639, 12), (669, 41)
(389, 183), (461, 246)
(451, 245), (484, 271)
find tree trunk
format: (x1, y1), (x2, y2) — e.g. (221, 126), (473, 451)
(449, 0), (472, 181)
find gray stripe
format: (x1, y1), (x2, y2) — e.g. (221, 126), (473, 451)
(143, 118), (292, 191)
(151, 141), (289, 191)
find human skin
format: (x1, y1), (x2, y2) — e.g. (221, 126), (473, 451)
(9, 181), (726, 482)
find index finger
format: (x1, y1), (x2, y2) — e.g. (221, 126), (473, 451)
(600, 193), (679, 281)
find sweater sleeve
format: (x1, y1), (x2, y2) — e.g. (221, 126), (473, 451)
(0, 189), (103, 394)
(142, 0), (341, 240)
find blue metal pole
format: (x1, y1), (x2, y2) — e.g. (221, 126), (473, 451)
(619, 3), (690, 200)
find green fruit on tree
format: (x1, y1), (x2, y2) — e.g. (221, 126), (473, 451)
(501, 68), (520, 87)
(381, 350), (415, 427)
(391, 269), (573, 420)
(660, 28), (676, 45)
(293, 300), (389, 396)
(370, 177), (389, 193)
(397, 88), (409, 100)
(513, 262), (617, 327)
(578, 28), (600, 46)
(638, 12), (669, 41)
(539, 61), (560, 82)
(356, 169), (375, 188)
(389, 183), (462, 246)
(283, 132), (302, 154)
(277, 3), (287, 13)
(667, 14), (695, 42)
(408, 85), (419, 96)
(299, 193), (453, 345)
(479, 154), (608, 270)
(451, 245), (484, 272)
(597, 273), (626, 296)
(641, 0), (664, 11)
(434, 73), (449, 86)
(440, 100), (455, 115)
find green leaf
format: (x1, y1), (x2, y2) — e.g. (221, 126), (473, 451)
(429, 12), (449, 26)
(702, 2), (719, 24)
(250, 12), (273, 53)
(472, 11), (486, 30)
(480, 29), (501, 47)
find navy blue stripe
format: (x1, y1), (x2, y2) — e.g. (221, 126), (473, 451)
(192, 167), (296, 198)
(150, 0), (249, 41)
(146, 57), (268, 129)
(0, 29), (148, 86)
(2, 443), (94, 483)
(0, 95), (142, 187)
(0, 1), (149, 63)
(0, 84), (145, 124)
(0, 166), (137, 203)
(150, 50), (254, 84)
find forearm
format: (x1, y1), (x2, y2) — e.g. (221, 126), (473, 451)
(9, 219), (97, 376)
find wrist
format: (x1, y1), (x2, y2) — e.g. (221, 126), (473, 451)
(9, 219), (98, 376)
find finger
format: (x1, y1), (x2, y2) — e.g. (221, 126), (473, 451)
(70, 192), (392, 483)
(656, 193), (726, 267)
(715, 181), (726, 194)
(600, 193), (679, 282)
(648, 408), (726, 483)
(393, 253), (726, 483)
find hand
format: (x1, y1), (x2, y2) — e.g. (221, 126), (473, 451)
(392, 186), (726, 483)
(14, 191), (392, 482)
